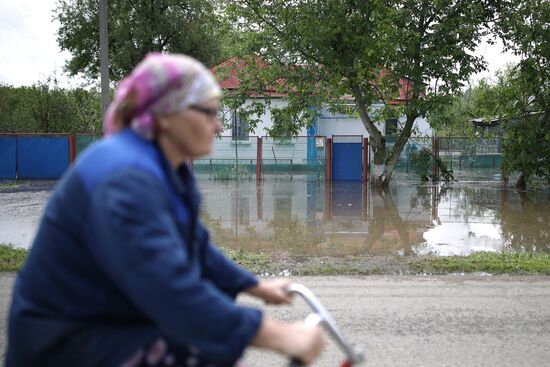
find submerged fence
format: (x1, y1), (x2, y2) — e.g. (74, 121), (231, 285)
(386, 136), (504, 181)
(1, 133), (508, 182)
(193, 136), (326, 180)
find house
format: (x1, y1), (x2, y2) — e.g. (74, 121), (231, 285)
(471, 118), (504, 137)
(211, 57), (432, 141)
(198, 57), (432, 180)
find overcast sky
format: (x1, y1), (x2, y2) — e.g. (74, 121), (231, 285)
(0, 0), (520, 88)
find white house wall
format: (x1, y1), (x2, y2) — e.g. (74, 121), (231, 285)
(206, 98), (432, 162)
(204, 99), (310, 163)
(317, 103), (432, 138)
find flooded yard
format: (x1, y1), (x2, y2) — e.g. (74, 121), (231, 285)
(199, 179), (550, 257)
(1, 178), (549, 257)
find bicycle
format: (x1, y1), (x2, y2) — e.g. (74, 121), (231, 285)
(286, 284), (364, 367)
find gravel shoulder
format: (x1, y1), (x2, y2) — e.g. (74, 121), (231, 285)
(2, 273), (550, 366)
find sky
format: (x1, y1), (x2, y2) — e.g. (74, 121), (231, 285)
(0, 0), (520, 88)
(0, 0), (73, 87)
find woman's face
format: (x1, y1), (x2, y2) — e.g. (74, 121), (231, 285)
(157, 97), (223, 161)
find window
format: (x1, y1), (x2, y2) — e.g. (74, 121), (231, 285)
(231, 110), (249, 141)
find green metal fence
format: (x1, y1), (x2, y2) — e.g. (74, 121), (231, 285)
(262, 136), (326, 180)
(439, 137), (503, 180)
(194, 136), (258, 180)
(75, 134), (101, 156)
(385, 136), (505, 181)
(69, 134), (507, 182)
(385, 136), (433, 179)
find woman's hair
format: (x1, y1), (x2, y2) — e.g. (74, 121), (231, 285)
(104, 53), (221, 140)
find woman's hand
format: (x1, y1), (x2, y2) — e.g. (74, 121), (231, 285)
(279, 321), (325, 365)
(246, 278), (294, 305)
(251, 317), (324, 366)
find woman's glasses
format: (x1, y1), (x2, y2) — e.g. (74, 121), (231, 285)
(188, 105), (219, 120)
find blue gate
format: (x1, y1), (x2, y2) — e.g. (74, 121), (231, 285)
(0, 136), (17, 179)
(332, 136), (363, 180)
(17, 136), (69, 179)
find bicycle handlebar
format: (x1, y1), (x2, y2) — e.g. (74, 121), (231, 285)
(285, 284), (364, 366)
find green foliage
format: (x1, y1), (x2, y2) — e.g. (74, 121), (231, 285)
(222, 0), (493, 185)
(493, 0), (550, 187)
(495, 66), (549, 186)
(0, 244), (28, 272)
(55, 0), (225, 81)
(0, 82), (102, 134)
(410, 149), (455, 183)
(411, 252), (550, 275)
(430, 66), (549, 187)
(501, 112), (550, 185)
(428, 79), (503, 137)
(410, 149), (433, 182)
(221, 247), (272, 274)
(436, 158), (455, 183)
(495, 0), (549, 111)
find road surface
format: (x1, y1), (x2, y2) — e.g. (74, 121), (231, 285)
(1, 274), (549, 366)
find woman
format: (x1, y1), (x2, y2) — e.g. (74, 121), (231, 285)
(6, 53), (323, 367)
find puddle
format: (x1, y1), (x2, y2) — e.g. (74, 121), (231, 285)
(199, 179), (550, 256)
(1, 179), (549, 256)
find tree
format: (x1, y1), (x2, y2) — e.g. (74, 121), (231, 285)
(488, 67), (550, 189)
(0, 82), (102, 134)
(428, 78), (501, 137)
(493, 0), (550, 189)
(222, 0), (492, 186)
(429, 66), (550, 189)
(55, 0), (224, 81)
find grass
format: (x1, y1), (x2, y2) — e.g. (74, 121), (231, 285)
(410, 252), (550, 275)
(224, 247), (550, 276)
(0, 244), (28, 272)
(0, 182), (18, 189)
(2, 243), (550, 275)
(221, 247), (274, 274)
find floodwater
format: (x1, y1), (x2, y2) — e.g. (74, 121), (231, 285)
(1, 179), (549, 256)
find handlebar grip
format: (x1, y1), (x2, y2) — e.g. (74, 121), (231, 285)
(288, 358), (303, 367)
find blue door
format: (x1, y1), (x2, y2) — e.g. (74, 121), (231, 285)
(333, 142), (362, 180)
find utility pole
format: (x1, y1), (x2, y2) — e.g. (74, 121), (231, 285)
(99, 0), (110, 115)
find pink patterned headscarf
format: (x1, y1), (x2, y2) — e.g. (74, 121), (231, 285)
(104, 53), (221, 140)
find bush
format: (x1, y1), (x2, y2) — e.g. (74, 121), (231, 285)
(0, 81), (102, 134)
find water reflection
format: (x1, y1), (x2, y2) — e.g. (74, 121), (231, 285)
(199, 179), (550, 257)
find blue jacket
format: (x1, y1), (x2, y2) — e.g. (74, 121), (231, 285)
(6, 129), (262, 366)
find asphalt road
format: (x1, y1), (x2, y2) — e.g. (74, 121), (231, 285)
(2, 274), (550, 366)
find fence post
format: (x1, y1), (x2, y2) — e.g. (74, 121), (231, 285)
(256, 137), (262, 180)
(362, 137), (369, 183)
(324, 180), (332, 221)
(325, 137), (332, 181)
(68, 135), (76, 163)
(362, 180), (369, 221)
(256, 180), (263, 220)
